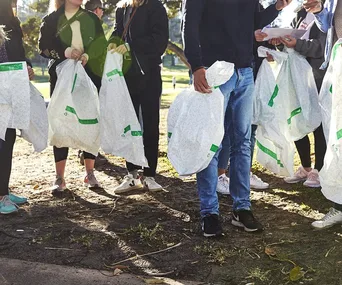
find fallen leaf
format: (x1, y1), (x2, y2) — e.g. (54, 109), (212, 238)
(289, 266), (304, 281)
(143, 278), (166, 284)
(265, 247), (276, 256)
(33, 184), (39, 190)
(113, 268), (123, 276)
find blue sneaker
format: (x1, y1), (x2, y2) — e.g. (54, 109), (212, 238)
(9, 193), (28, 205)
(0, 195), (18, 214)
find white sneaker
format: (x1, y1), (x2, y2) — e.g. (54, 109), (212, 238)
(143, 177), (163, 192)
(284, 166), (309, 184)
(312, 208), (342, 229)
(250, 173), (269, 189)
(303, 169), (320, 188)
(217, 174), (230, 195)
(114, 174), (143, 194)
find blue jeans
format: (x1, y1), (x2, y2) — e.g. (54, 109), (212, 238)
(218, 124), (258, 169)
(197, 67), (254, 216)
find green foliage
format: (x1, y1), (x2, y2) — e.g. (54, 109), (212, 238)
(21, 16), (41, 59)
(29, 0), (49, 13)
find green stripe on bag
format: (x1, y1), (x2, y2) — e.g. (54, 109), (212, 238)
(0, 63), (23, 72)
(123, 125), (142, 136)
(287, 107), (302, 125)
(332, 43), (342, 61)
(256, 140), (284, 168)
(330, 85), (333, 94)
(124, 125), (131, 134)
(65, 106), (98, 124)
(168, 132), (172, 139)
(337, 129), (342, 140)
(71, 74), (78, 93)
(131, 131), (142, 136)
(210, 144), (219, 153)
(106, 69), (124, 78)
(268, 85), (279, 107)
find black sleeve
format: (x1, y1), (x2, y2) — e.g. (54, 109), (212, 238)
(182, 0), (206, 72)
(110, 8), (125, 43)
(38, 15), (66, 61)
(129, 1), (169, 57)
(294, 24), (327, 59)
(5, 18), (28, 63)
(255, 3), (279, 30)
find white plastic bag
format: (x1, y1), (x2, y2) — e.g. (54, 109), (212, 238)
(279, 48), (321, 141)
(0, 97), (11, 140)
(99, 52), (148, 167)
(320, 39), (342, 204)
(253, 47), (288, 136)
(0, 61), (30, 133)
(167, 61), (235, 176)
(21, 83), (49, 152)
(48, 60), (100, 156)
(256, 126), (295, 177)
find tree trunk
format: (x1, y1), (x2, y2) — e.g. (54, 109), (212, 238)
(167, 41), (190, 69)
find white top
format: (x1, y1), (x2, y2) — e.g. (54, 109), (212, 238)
(64, 9), (87, 59)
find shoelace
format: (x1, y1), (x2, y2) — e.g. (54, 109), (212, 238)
(320, 208), (340, 221)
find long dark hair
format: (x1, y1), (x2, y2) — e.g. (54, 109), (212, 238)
(0, 0), (15, 25)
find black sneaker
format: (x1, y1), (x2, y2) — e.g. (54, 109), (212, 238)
(232, 210), (263, 232)
(202, 214), (224, 237)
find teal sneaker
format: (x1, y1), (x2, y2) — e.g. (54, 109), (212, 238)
(0, 195), (18, 214)
(9, 193), (28, 205)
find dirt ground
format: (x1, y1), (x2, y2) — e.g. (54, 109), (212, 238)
(1, 105), (342, 285)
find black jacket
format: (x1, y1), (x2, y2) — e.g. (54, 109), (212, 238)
(1, 17), (31, 66)
(182, 0), (280, 71)
(292, 9), (326, 90)
(39, 6), (107, 90)
(110, 0), (169, 76)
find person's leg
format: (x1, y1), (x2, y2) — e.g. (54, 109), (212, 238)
(125, 75), (143, 177)
(250, 124), (258, 167)
(313, 124), (326, 171)
(216, 105), (231, 195)
(294, 135), (312, 171)
(284, 135), (312, 184)
(83, 152), (100, 188)
(197, 72), (237, 236)
(114, 75), (145, 193)
(52, 147), (68, 191)
(0, 129), (19, 214)
(303, 125), (327, 188)
(228, 67), (263, 232)
(140, 68), (163, 191)
(218, 110), (231, 175)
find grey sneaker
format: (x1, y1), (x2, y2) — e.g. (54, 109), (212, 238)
(50, 176), (66, 193)
(84, 171), (101, 188)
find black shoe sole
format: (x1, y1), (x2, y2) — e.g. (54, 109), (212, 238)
(232, 220), (263, 232)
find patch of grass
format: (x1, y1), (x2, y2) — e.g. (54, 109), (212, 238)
(69, 234), (93, 248)
(246, 267), (271, 282)
(194, 242), (237, 266)
(124, 223), (163, 244)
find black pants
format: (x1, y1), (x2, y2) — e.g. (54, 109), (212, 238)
(53, 147), (95, 163)
(294, 124), (326, 171)
(0, 129), (16, 196)
(124, 68), (162, 177)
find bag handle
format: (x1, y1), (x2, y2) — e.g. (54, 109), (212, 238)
(122, 7), (138, 41)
